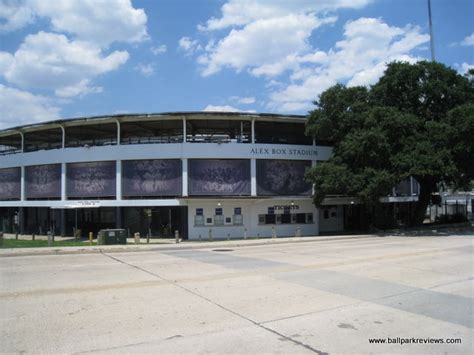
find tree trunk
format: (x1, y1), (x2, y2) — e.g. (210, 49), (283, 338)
(411, 178), (435, 226)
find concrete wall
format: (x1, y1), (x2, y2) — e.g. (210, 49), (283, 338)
(187, 198), (319, 240)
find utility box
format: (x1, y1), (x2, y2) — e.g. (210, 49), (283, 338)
(98, 229), (127, 245)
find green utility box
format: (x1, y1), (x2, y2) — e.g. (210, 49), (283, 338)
(98, 229), (127, 245)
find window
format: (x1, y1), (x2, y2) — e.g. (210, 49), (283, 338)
(307, 213), (313, 223)
(265, 214), (276, 224)
(296, 213), (306, 223)
(214, 214), (224, 226)
(195, 215), (204, 226)
(206, 217), (213, 224)
(281, 214), (291, 224)
(225, 217), (232, 223)
(215, 208), (223, 215)
(323, 210), (329, 219)
(234, 214), (243, 225)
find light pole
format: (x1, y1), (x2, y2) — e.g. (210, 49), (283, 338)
(427, 0), (436, 61)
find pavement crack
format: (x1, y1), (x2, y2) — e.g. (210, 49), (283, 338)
(101, 251), (327, 354)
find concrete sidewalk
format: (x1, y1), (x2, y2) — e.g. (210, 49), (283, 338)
(0, 233), (375, 257)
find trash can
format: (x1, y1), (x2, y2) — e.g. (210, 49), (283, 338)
(98, 229), (127, 245)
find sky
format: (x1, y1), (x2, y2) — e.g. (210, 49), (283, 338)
(0, 0), (472, 129)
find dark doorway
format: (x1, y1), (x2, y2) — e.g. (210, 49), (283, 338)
(122, 206), (187, 239)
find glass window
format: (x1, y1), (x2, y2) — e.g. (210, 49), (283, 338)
(195, 215), (204, 226)
(281, 214), (291, 224)
(214, 214), (224, 226)
(215, 208), (223, 215)
(297, 213), (307, 223)
(307, 213), (313, 223)
(234, 214), (243, 225)
(265, 214), (276, 224)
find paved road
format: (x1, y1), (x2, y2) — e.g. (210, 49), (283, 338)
(1, 235), (472, 354)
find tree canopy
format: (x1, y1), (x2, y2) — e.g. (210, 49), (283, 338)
(306, 61), (474, 226)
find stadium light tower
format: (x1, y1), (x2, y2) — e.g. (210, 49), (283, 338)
(427, 0), (436, 61)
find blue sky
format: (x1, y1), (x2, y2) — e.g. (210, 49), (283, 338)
(0, 0), (472, 129)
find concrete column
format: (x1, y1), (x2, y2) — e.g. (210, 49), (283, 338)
(20, 166), (25, 201)
(251, 158), (257, 196)
(19, 131), (24, 152)
(116, 119), (121, 145)
(60, 209), (66, 237)
(115, 207), (122, 228)
(19, 207), (25, 235)
(60, 125), (65, 148)
(182, 116), (187, 143)
(116, 160), (122, 200)
(182, 158), (188, 196)
(61, 163), (67, 201)
(251, 118), (255, 143)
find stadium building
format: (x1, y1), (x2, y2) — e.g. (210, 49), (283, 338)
(0, 112), (419, 239)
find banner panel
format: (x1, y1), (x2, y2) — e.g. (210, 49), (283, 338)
(25, 164), (61, 199)
(0, 167), (21, 200)
(257, 159), (312, 196)
(122, 159), (182, 197)
(189, 159), (250, 196)
(66, 161), (116, 198)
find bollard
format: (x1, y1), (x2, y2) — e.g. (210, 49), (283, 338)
(198, 234), (202, 241)
(208, 229), (213, 241)
(227, 233), (230, 241)
(0, 232), (3, 248)
(175, 230), (180, 244)
(15, 230), (18, 240)
(32, 233), (35, 241)
(295, 226), (301, 238)
(257, 233), (260, 239)
(134, 232), (140, 244)
(272, 226), (276, 239)
(244, 228), (247, 239)
(146, 232), (150, 244)
(47, 231), (53, 247)
(89, 232), (93, 245)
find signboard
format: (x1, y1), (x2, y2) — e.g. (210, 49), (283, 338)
(25, 164), (61, 199)
(257, 160), (312, 196)
(66, 161), (116, 198)
(122, 159), (182, 197)
(189, 159), (250, 196)
(0, 167), (20, 200)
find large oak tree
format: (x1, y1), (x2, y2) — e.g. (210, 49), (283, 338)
(306, 61), (474, 226)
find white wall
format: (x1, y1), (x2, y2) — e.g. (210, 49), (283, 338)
(187, 198), (319, 240)
(319, 205), (344, 233)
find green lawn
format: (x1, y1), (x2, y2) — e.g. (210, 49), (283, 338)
(0, 239), (97, 248)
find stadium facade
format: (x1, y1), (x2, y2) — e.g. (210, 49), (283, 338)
(0, 112), (418, 239)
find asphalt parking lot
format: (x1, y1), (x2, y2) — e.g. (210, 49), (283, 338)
(1, 235), (472, 354)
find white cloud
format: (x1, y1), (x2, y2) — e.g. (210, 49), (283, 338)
(0, 0), (35, 32)
(134, 62), (155, 77)
(200, 0), (371, 31)
(457, 62), (474, 75)
(198, 14), (336, 77)
(1, 0), (148, 47)
(269, 18), (429, 112)
(0, 32), (129, 98)
(461, 33), (474, 46)
(151, 44), (167, 55)
(203, 104), (256, 113)
(230, 96), (256, 104)
(178, 36), (202, 55)
(0, 84), (61, 129)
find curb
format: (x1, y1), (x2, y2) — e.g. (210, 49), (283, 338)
(0, 234), (376, 257)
